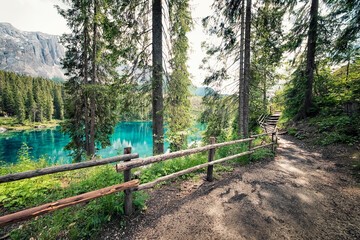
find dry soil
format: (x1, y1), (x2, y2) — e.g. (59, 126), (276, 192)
(100, 134), (360, 240)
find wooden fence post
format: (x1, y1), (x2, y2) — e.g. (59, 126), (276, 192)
(207, 137), (215, 182)
(123, 147), (133, 216)
(271, 132), (275, 151)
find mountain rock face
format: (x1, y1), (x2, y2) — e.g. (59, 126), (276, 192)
(0, 22), (65, 79)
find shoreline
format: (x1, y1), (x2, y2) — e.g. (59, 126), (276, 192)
(0, 117), (63, 132)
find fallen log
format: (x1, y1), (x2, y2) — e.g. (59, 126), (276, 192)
(0, 180), (139, 227)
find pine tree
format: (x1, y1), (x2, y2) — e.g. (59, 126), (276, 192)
(58, 0), (135, 161)
(53, 86), (64, 120)
(14, 89), (26, 123)
(202, 0), (284, 137)
(301, 0), (319, 118)
(166, 0), (193, 151)
(0, 70), (64, 121)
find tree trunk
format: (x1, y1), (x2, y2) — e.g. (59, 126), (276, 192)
(83, 6), (90, 155)
(301, 0), (318, 119)
(238, 0), (245, 138)
(243, 0), (251, 136)
(263, 71), (267, 112)
(89, 0), (97, 156)
(152, 0), (164, 155)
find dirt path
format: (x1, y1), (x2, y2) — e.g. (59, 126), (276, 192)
(101, 135), (360, 239)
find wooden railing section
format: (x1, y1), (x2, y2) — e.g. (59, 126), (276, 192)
(0, 128), (278, 227)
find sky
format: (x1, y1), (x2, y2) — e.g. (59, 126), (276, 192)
(0, 0), (212, 88)
(0, 0), (69, 35)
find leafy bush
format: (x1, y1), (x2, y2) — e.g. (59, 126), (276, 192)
(312, 115), (360, 145)
(250, 148), (274, 162)
(287, 127), (297, 135)
(139, 153), (208, 184)
(0, 145), (148, 239)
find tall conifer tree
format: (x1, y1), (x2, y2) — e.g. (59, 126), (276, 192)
(152, 0), (164, 154)
(166, 0), (193, 151)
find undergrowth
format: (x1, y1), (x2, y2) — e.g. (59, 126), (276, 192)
(310, 114), (360, 145)
(282, 114), (360, 146)
(1, 134), (275, 239)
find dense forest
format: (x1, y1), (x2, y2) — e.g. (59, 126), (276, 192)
(0, 0), (359, 239)
(0, 70), (64, 123)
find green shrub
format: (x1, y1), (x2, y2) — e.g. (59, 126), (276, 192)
(0, 145), (148, 239)
(312, 115), (360, 145)
(287, 127), (297, 135)
(250, 148), (274, 162)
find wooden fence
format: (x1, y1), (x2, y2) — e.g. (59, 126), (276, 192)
(0, 128), (278, 227)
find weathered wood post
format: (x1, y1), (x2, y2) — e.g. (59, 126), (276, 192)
(123, 147), (133, 216)
(272, 131), (275, 151)
(207, 137), (215, 182)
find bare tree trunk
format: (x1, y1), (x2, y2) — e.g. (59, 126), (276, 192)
(301, 0), (318, 119)
(90, 0), (97, 156)
(243, 0), (251, 136)
(152, 0), (164, 155)
(238, 0), (245, 138)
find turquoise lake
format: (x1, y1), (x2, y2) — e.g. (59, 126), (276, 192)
(0, 122), (205, 165)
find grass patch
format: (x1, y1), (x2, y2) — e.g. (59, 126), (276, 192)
(0, 117), (62, 131)
(250, 148), (274, 162)
(0, 145), (146, 239)
(1, 135), (276, 239)
(138, 153), (208, 184)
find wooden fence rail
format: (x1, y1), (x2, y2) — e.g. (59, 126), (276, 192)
(0, 154), (139, 184)
(0, 129), (278, 228)
(0, 180), (139, 228)
(115, 137), (255, 172)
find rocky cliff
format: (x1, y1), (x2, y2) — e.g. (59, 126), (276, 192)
(0, 22), (65, 80)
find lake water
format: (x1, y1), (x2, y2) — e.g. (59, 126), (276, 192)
(0, 122), (205, 165)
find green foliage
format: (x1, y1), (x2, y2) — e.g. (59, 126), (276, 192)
(311, 115), (360, 145)
(165, 0), (193, 152)
(139, 153), (208, 184)
(326, 0), (360, 63)
(0, 144), (61, 209)
(200, 92), (234, 144)
(250, 148), (274, 162)
(287, 126), (297, 135)
(282, 59), (360, 145)
(0, 145), (148, 239)
(0, 70), (64, 123)
(58, 0), (137, 160)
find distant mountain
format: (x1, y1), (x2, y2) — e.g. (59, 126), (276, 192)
(189, 85), (211, 97)
(0, 23), (65, 80)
